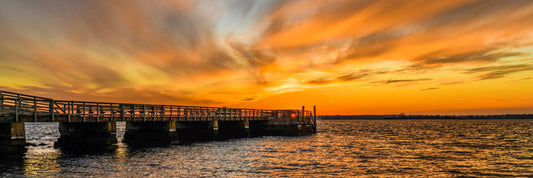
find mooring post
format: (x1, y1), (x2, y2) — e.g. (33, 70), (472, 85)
(313, 105), (316, 121)
(302, 106), (305, 122)
(313, 105), (317, 133)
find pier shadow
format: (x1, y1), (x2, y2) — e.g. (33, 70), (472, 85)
(53, 143), (117, 154)
(0, 154), (25, 175)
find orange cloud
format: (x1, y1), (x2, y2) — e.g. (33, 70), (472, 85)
(0, 0), (532, 114)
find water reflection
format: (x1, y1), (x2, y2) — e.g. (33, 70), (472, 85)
(1, 119), (532, 177)
(23, 150), (61, 177)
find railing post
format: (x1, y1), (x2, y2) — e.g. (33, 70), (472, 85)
(110, 104), (114, 121)
(15, 94), (20, 122)
(82, 102), (86, 122)
(184, 107), (188, 121)
(49, 99), (54, 122)
(68, 101), (71, 122)
(143, 105), (146, 122)
(193, 108), (197, 121)
(153, 105), (156, 121)
(132, 104), (135, 121)
(177, 106), (181, 121)
(120, 104), (125, 121)
(211, 107), (215, 120)
(0, 91), (3, 114)
(33, 97), (37, 122)
(161, 106), (165, 121)
(224, 108), (228, 121)
(96, 103), (100, 122)
(204, 107), (208, 121)
(170, 105), (173, 120)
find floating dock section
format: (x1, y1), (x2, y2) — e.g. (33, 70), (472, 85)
(0, 90), (317, 153)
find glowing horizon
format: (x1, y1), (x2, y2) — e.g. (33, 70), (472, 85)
(1, 0), (532, 115)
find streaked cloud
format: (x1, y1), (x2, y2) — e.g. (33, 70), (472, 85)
(1, 0), (532, 114)
(467, 64), (533, 80)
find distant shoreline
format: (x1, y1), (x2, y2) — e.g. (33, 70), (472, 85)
(318, 114), (533, 120)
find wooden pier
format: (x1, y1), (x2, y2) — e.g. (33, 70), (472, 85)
(0, 90), (317, 153)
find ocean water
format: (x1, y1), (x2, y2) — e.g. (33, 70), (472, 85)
(1, 119), (532, 177)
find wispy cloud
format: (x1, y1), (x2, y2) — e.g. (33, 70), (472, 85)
(372, 78), (432, 85)
(421, 87), (438, 91)
(0, 0), (532, 112)
(467, 64), (533, 80)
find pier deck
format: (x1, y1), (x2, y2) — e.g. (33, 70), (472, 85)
(0, 90), (316, 153)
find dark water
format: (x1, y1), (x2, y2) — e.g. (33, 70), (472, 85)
(1, 119), (532, 177)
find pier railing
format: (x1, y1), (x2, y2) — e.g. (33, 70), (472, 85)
(0, 90), (315, 124)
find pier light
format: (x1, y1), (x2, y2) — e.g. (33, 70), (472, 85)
(291, 113), (297, 118)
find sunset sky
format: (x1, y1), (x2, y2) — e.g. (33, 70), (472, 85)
(1, 0), (533, 115)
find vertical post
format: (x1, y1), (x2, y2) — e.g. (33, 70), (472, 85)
(152, 105), (156, 121)
(185, 107), (188, 121)
(96, 103), (99, 122)
(49, 99), (54, 122)
(162, 106), (165, 121)
(132, 104), (136, 121)
(313, 105), (317, 133)
(82, 102), (86, 122)
(194, 108), (198, 121)
(33, 97), (37, 122)
(224, 108), (228, 121)
(206, 107), (209, 121)
(110, 104), (114, 121)
(143, 105), (146, 122)
(15, 94), (20, 122)
(68, 101), (71, 122)
(302, 106), (305, 122)
(313, 105), (317, 121)
(0, 91), (3, 114)
(119, 104), (124, 121)
(177, 106), (181, 121)
(213, 108), (216, 120)
(170, 105), (173, 120)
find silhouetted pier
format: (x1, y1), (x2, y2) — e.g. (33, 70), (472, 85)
(0, 90), (316, 153)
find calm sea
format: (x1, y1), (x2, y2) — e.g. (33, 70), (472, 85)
(1, 119), (532, 177)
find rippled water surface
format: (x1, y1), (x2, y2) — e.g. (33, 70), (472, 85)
(1, 119), (532, 177)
